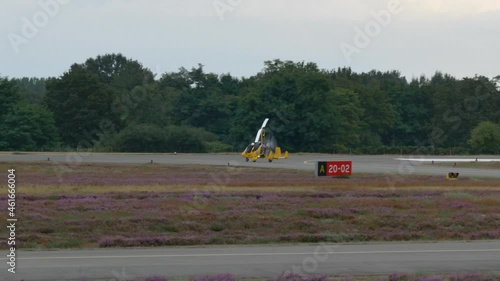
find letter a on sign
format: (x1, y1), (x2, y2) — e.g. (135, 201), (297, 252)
(316, 161), (327, 177)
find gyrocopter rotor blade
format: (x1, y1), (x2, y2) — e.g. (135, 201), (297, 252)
(254, 118), (269, 143)
(254, 128), (262, 143)
(261, 118), (269, 129)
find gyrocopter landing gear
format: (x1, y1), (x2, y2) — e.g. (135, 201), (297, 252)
(245, 158), (249, 162)
(267, 151), (274, 163)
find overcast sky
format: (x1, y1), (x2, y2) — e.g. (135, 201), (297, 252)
(1, 0), (499, 80)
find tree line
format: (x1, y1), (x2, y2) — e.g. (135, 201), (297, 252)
(1, 53), (499, 154)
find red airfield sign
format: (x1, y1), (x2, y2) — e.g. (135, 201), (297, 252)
(316, 161), (352, 177)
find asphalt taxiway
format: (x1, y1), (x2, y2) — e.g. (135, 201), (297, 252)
(1, 152), (499, 178)
(2, 241), (500, 280)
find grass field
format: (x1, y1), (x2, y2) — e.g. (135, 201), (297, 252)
(0, 162), (499, 249)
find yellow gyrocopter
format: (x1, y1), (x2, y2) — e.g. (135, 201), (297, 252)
(241, 118), (289, 162)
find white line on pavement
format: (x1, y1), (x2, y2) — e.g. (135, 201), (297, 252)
(11, 248), (500, 260)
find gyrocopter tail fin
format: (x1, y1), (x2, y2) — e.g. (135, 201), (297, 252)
(273, 147), (289, 159)
(275, 147), (282, 158)
(268, 151), (274, 162)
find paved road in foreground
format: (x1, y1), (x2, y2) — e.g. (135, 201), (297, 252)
(1, 152), (500, 178)
(2, 241), (499, 280)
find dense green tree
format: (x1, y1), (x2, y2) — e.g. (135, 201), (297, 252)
(427, 74), (499, 149)
(113, 124), (217, 153)
(0, 77), (59, 151)
(0, 77), (19, 115)
(329, 69), (400, 148)
(113, 124), (167, 152)
(391, 77), (432, 146)
(46, 54), (157, 148)
(330, 88), (363, 149)
(113, 82), (172, 128)
(4, 56), (499, 154)
(231, 60), (340, 152)
(165, 126), (215, 153)
(83, 53), (157, 131)
(469, 121), (500, 154)
(13, 77), (47, 104)
(160, 65), (237, 140)
(0, 104), (59, 151)
(83, 53), (155, 91)
(426, 72), (460, 148)
(45, 65), (116, 147)
(357, 86), (396, 147)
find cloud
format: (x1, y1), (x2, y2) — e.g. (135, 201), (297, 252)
(0, 0), (498, 79)
(232, 0), (500, 24)
(411, 0), (500, 16)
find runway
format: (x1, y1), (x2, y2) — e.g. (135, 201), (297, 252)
(2, 241), (499, 280)
(1, 152), (499, 178)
